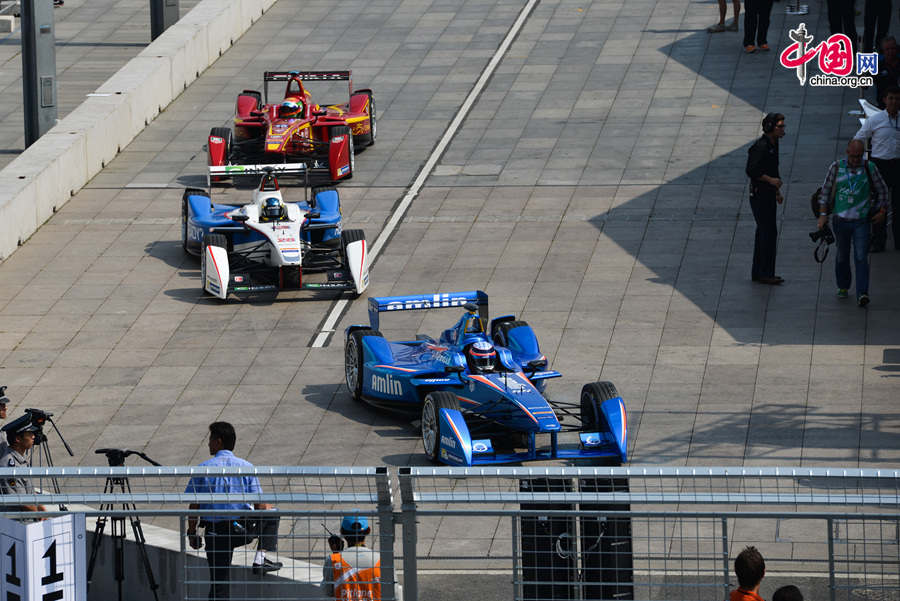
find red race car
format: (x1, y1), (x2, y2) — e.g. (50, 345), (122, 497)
(208, 71), (375, 183)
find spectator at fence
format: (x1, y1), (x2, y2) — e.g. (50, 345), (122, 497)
(773, 585), (804, 601)
(817, 140), (888, 306)
(0, 393), (9, 456)
(863, 0), (892, 52)
(743, 0), (775, 53)
(875, 37), (900, 107)
(746, 112), (786, 285)
(0, 415), (46, 514)
(322, 514), (382, 601)
(731, 546), (766, 601)
(708, 0), (741, 32)
(853, 86), (900, 252)
(185, 421), (282, 601)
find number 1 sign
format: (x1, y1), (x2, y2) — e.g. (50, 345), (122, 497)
(0, 515), (86, 601)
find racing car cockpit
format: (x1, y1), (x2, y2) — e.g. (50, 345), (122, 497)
(465, 341), (499, 374)
(278, 96), (305, 120)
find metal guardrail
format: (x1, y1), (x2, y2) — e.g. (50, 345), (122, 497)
(1, 466), (898, 601)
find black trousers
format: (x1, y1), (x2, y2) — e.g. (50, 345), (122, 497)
(202, 517), (280, 601)
(744, 0), (774, 46)
(828, 0), (859, 44)
(750, 189), (778, 279)
(871, 157), (900, 250)
(863, 0), (892, 52)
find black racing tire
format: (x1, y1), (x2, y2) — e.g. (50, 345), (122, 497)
(209, 127), (232, 160)
(200, 233), (228, 297)
(330, 125), (354, 180)
(362, 91), (376, 146)
(345, 328), (382, 401)
(580, 381), (619, 433)
(493, 320), (529, 348)
(282, 265), (301, 289)
(421, 391), (461, 463)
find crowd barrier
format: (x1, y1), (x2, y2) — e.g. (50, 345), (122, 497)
(1, 466), (898, 601)
(0, 0), (277, 261)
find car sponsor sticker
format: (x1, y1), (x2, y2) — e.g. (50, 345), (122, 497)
(338, 165), (350, 176)
(440, 435), (456, 449)
(371, 373), (402, 396)
(472, 442), (489, 453)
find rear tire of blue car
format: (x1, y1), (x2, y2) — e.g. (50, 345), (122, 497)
(422, 391), (460, 463)
(345, 328), (382, 401)
(581, 381), (622, 466)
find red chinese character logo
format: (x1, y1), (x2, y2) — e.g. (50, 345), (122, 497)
(780, 24), (855, 84)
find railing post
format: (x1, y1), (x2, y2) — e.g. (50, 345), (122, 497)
(375, 466), (396, 601)
(721, 516), (730, 596)
(179, 515), (186, 601)
(398, 467), (418, 601)
(827, 518), (836, 601)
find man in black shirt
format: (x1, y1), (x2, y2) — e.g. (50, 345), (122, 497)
(746, 112), (786, 285)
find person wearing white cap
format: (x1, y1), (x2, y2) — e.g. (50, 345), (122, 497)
(322, 513), (381, 601)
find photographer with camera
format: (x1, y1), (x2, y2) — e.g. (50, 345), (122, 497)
(321, 514), (381, 601)
(817, 139), (889, 307)
(184, 422), (281, 601)
(0, 415), (46, 514)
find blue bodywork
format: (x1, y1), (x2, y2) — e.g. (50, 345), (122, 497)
(345, 291), (628, 466)
(182, 188), (342, 255)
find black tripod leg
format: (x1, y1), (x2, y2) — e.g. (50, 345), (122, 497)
(86, 508), (109, 582)
(113, 516), (125, 601)
(128, 510), (161, 601)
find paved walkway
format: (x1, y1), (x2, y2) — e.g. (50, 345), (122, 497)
(0, 0), (198, 168)
(0, 0), (897, 474)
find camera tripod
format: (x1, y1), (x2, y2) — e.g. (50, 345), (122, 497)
(86, 448), (161, 601)
(26, 408), (74, 511)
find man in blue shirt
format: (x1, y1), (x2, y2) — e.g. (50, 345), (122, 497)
(185, 422), (281, 600)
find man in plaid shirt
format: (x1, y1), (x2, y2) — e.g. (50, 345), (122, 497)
(816, 139), (889, 307)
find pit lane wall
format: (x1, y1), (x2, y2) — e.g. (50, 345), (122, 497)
(0, 0), (278, 261)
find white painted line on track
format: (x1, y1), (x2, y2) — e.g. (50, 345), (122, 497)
(311, 0), (541, 348)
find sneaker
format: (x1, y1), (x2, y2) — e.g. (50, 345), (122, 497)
(53, 0), (63, 6)
(707, 23), (726, 33)
(759, 43), (770, 51)
(252, 558), (283, 575)
(837, 288), (848, 298)
(726, 20), (739, 31)
(858, 294), (870, 307)
(744, 45), (757, 53)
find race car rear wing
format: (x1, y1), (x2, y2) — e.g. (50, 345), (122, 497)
(207, 163), (309, 189)
(263, 70), (352, 104)
(367, 291), (489, 331)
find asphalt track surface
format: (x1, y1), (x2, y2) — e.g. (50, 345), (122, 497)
(0, 1), (899, 595)
(1, 0), (898, 468)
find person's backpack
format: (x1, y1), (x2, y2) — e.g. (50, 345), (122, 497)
(810, 160), (875, 218)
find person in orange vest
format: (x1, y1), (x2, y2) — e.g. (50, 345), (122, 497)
(730, 546), (766, 601)
(322, 514), (381, 601)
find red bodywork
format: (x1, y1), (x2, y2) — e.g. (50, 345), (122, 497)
(208, 71), (374, 182)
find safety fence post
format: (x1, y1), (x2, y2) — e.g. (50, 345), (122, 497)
(827, 518), (836, 601)
(375, 466), (396, 601)
(398, 467), (418, 601)
(721, 516), (730, 597)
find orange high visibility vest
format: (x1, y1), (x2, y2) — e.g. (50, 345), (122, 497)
(330, 551), (381, 601)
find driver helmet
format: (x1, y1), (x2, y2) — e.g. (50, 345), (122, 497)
(468, 340), (497, 373)
(279, 97), (303, 119)
(262, 197), (285, 220)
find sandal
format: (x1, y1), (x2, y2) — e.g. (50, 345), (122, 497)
(707, 23), (726, 33)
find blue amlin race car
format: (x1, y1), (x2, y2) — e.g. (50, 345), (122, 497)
(182, 164), (369, 300)
(343, 291), (627, 466)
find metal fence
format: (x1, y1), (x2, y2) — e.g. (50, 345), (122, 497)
(2, 466), (899, 601)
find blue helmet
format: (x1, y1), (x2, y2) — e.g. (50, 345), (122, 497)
(262, 197), (284, 220)
(340, 514), (370, 534)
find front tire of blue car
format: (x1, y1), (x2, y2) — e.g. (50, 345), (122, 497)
(421, 391), (460, 464)
(345, 329), (381, 401)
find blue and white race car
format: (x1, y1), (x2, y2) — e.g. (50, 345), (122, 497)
(182, 164), (369, 300)
(344, 291), (627, 466)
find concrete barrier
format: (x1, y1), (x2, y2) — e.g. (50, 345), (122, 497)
(0, 0), (277, 261)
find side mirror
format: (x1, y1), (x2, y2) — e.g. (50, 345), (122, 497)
(231, 214), (249, 222)
(314, 110), (327, 116)
(444, 365), (465, 374)
(526, 359), (546, 372)
(304, 212), (321, 220)
(250, 111), (265, 118)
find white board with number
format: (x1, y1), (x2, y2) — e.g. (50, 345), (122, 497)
(0, 514), (86, 601)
